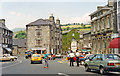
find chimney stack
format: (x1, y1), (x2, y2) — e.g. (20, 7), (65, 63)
(0, 19), (5, 25)
(56, 18), (60, 25)
(108, 0), (114, 7)
(49, 13), (54, 22)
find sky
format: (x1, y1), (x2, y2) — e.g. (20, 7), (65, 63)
(0, 0), (108, 30)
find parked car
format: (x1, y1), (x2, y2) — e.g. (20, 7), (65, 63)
(79, 54), (94, 65)
(0, 55), (12, 61)
(84, 54), (120, 75)
(4, 54), (17, 60)
(31, 54), (42, 64)
(55, 54), (63, 58)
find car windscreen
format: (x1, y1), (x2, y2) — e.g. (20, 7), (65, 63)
(105, 54), (120, 60)
(33, 55), (40, 57)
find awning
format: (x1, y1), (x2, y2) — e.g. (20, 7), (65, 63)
(5, 48), (12, 51)
(109, 38), (120, 48)
(31, 47), (46, 50)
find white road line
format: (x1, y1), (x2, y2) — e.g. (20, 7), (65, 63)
(0, 60), (22, 69)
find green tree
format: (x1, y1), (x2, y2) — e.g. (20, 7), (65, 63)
(62, 29), (80, 53)
(14, 31), (26, 39)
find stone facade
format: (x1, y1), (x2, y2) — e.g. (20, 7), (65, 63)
(89, 0), (119, 54)
(12, 39), (27, 56)
(0, 19), (13, 55)
(26, 14), (62, 54)
(83, 31), (92, 52)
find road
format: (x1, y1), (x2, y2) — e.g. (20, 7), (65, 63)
(1, 56), (120, 76)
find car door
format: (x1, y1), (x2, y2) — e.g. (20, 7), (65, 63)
(93, 54), (103, 70)
(89, 55), (97, 69)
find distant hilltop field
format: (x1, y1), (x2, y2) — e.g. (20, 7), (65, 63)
(61, 24), (91, 32)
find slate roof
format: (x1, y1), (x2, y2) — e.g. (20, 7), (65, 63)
(13, 39), (26, 48)
(0, 22), (10, 31)
(26, 19), (54, 26)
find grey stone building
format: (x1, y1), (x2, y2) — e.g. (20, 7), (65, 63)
(13, 39), (27, 55)
(26, 14), (62, 54)
(89, 0), (120, 54)
(117, 0), (120, 33)
(0, 19), (13, 55)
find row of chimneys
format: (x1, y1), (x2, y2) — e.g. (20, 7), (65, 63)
(49, 13), (60, 25)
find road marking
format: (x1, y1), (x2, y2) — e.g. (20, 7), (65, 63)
(0, 60), (22, 69)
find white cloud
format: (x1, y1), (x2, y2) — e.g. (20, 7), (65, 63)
(9, 11), (16, 15)
(69, 13), (90, 24)
(9, 11), (22, 17)
(16, 12), (22, 16)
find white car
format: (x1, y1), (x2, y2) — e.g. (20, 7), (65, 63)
(4, 54), (17, 60)
(55, 54), (63, 58)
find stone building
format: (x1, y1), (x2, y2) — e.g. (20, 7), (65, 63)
(118, 0), (120, 33)
(12, 39), (27, 55)
(0, 19), (13, 55)
(89, 0), (119, 54)
(82, 31), (92, 52)
(26, 14), (62, 54)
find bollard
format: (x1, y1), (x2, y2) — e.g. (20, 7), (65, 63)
(63, 57), (65, 61)
(66, 57), (68, 60)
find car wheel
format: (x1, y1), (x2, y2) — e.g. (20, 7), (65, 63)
(85, 65), (91, 72)
(10, 59), (12, 61)
(81, 61), (85, 65)
(99, 67), (105, 75)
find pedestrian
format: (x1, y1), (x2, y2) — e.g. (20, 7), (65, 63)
(44, 51), (49, 68)
(68, 50), (75, 67)
(75, 50), (80, 67)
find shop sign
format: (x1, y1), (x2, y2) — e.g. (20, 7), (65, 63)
(97, 34), (104, 37)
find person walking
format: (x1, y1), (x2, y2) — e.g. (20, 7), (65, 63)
(44, 51), (49, 68)
(75, 50), (80, 67)
(68, 51), (75, 67)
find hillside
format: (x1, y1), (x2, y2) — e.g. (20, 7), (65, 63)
(61, 24), (91, 32)
(12, 28), (26, 32)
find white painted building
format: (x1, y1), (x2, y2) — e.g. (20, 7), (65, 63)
(71, 39), (77, 52)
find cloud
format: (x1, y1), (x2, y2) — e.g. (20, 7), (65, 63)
(9, 11), (22, 17)
(9, 11), (16, 15)
(69, 13), (90, 24)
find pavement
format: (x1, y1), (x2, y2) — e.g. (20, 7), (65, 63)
(1, 56), (120, 76)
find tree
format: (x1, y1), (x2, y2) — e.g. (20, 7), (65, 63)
(14, 31), (26, 39)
